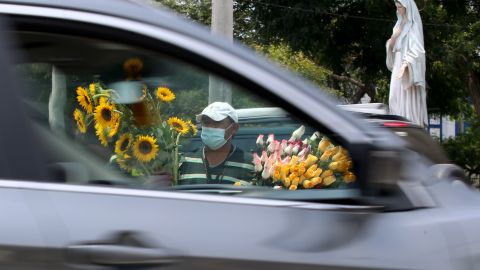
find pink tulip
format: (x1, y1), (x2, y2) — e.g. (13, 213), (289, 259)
(253, 153), (263, 172)
(266, 134), (275, 145)
(298, 145), (310, 158)
(262, 160), (272, 179)
(256, 134), (264, 147)
(284, 144), (293, 155)
(280, 140), (288, 154)
(281, 156), (291, 164)
(274, 141), (281, 153)
(261, 151), (268, 163)
(267, 141), (275, 153)
(292, 143), (301, 155)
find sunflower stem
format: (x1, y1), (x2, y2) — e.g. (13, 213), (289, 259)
(172, 133), (181, 186)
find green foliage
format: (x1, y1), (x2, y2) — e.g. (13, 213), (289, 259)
(442, 114), (480, 182)
(253, 43), (343, 98)
(155, 0), (480, 115)
(155, 0), (212, 26)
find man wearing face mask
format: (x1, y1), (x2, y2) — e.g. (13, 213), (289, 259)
(179, 102), (254, 185)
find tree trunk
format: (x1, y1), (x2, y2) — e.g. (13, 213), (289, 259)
(467, 71), (480, 116)
(328, 74), (377, 103)
(459, 55), (480, 116)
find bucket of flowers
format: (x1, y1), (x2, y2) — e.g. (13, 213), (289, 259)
(252, 126), (356, 190)
(72, 58), (197, 185)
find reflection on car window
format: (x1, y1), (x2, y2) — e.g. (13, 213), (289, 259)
(14, 32), (357, 194)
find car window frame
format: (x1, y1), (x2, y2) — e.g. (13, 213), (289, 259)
(0, 4), (413, 201)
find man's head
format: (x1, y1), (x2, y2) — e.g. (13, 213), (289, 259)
(196, 102), (239, 150)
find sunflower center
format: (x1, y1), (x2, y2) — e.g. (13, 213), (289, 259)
(120, 138), (130, 151)
(139, 141), (152, 154)
(101, 108), (112, 122)
(172, 122), (183, 130)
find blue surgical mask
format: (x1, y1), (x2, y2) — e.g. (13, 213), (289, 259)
(201, 124), (233, 150)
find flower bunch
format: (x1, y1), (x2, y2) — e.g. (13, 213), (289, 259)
(72, 58), (197, 184)
(252, 126), (356, 190)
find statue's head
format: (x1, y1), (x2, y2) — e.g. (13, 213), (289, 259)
(394, 0), (407, 16)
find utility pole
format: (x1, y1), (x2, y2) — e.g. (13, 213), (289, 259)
(208, 0), (233, 104)
(50, 65), (66, 135)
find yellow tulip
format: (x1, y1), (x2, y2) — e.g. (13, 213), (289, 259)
(332, 149), (345, 161)
(283, 177), (291, 187)
(303, 180), (313, 189)
(313, 168), (323, 177)
(321, 170), (333, 178)
(329, 161), (348, 172)
(323, 175), (336, 186)
(290, 165), (299, 176)
(329, 161), (339, 171)
(304, 154), (318, 167)
(280, 165), (290, 180)
(273, 164), (282, 181)
(289, 155), (299, 166)
(291, 176), (300, 186)
(289, 185), (298, 191)
(320, 150), (333, 162)
(303, 164), (318, 178)
(343, 172), (356, 183)
(318, 137), (331, 152)
(311, 177), (322, 186)
(297, 163), (306, 175)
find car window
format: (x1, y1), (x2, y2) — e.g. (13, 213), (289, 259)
(12, 30), (358, 197)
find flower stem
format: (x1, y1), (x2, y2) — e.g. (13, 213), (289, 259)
(172, 133), (181, 186)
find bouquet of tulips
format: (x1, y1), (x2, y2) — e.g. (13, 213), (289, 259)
(252, 125), (356, 190)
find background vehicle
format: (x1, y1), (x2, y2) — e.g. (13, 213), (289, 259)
(0, 1), (475, 270)
(184, 105), (450, 165)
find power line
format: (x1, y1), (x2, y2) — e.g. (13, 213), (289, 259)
(245, 1), (459, 28)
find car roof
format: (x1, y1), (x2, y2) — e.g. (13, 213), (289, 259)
(0, 0), (174, 22)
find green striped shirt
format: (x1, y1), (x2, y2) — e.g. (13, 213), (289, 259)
(179, 146), (254, 185)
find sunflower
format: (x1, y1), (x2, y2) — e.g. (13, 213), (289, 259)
(133, 135), (159, 163)
(89, 83), (96, 96)
(187, 120), (198, 136)
(167, 117), (189, 135)
(94, 103), (117, 128)
(123, 57), (143, 79)
(76, 86), (93, 114)
(73, 108), (87, 134)
(95, 123), (108, 147)
(108, 116), (120, 138)
(156, 87), (175, 102)
(115, 133), (132, 155)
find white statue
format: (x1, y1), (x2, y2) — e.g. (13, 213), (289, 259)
(386, 0), (427, 127)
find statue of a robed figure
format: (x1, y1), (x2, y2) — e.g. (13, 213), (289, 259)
(386, 0), (427, 127)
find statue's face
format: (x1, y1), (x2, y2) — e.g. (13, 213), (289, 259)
(395, 1), (406, 16)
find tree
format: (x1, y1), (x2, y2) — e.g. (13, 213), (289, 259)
(156, 0), (480, 117)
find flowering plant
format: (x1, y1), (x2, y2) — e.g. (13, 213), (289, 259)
(252, 126), (356, 190)
(72, 58), (197, 184)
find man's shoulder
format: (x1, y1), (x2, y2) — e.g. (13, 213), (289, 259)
(230, 146), (253, 163)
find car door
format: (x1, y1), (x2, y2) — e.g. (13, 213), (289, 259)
(0, 2), (456, 270)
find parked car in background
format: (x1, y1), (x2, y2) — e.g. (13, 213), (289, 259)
(0, 0), (474, 270)
(184, 105), (450, 166)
